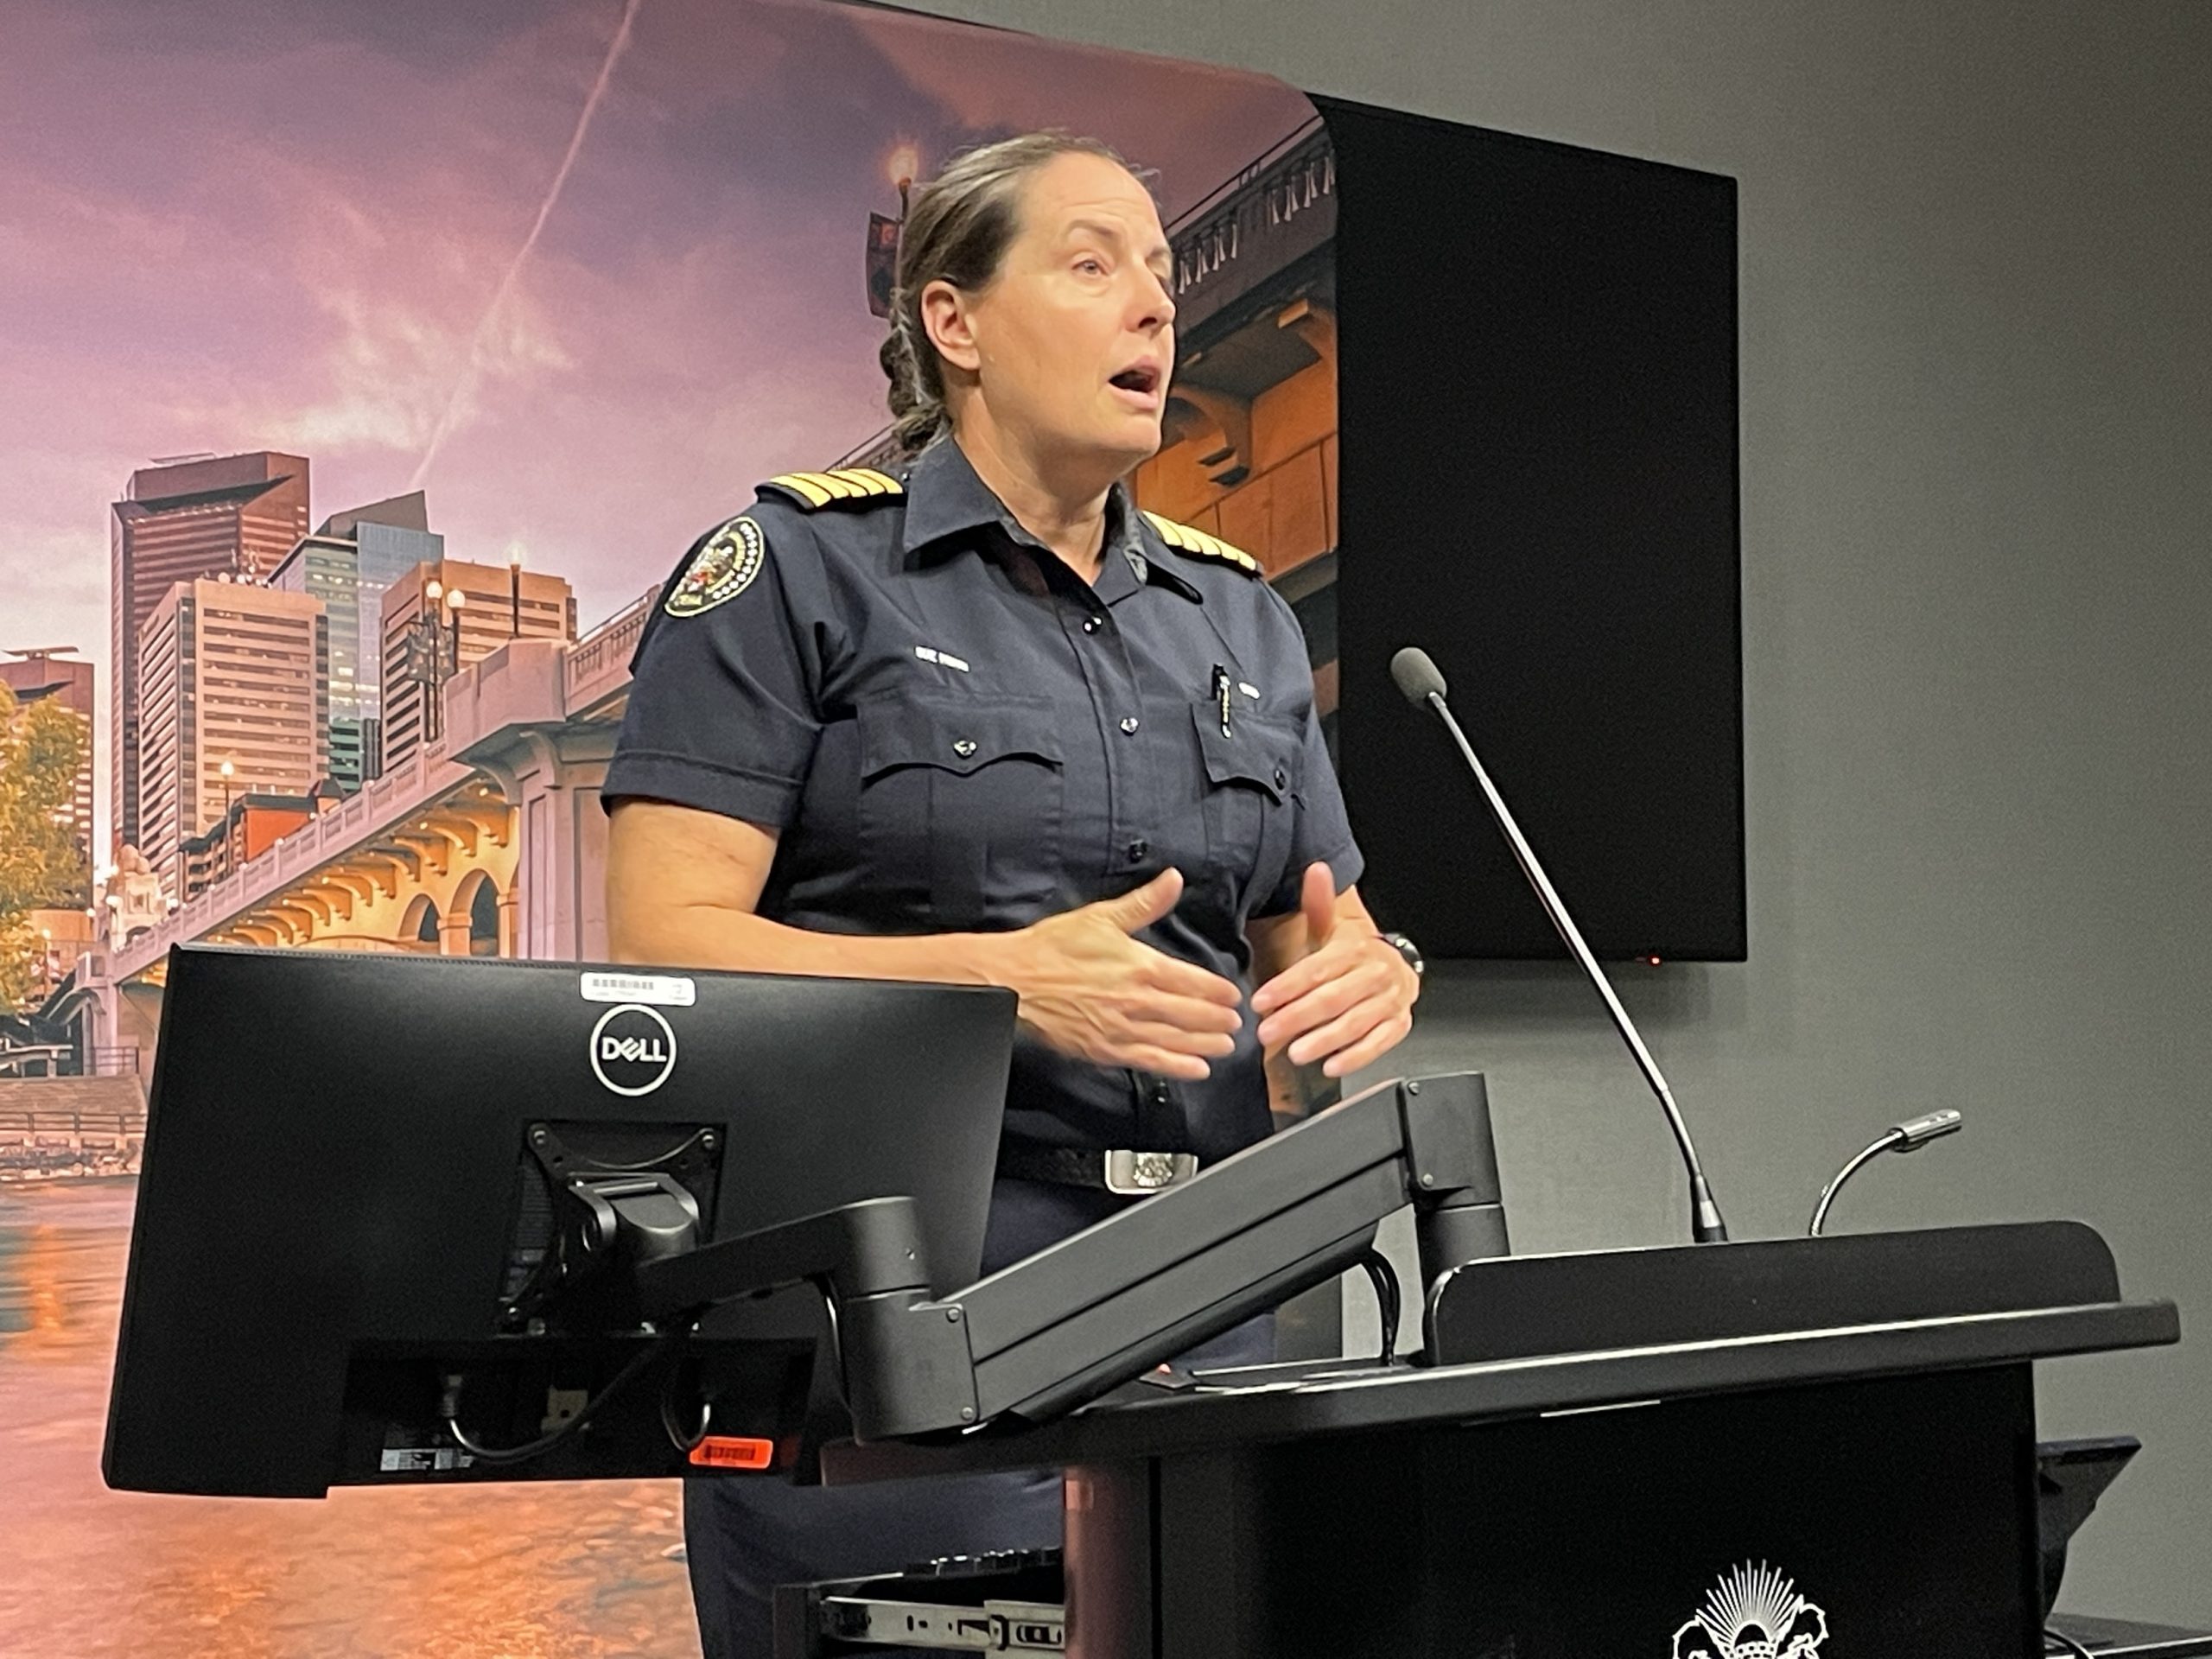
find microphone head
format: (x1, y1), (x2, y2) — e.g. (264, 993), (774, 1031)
(1390, 646), (1448, 707)
(1891, 1109), (1964, 1150)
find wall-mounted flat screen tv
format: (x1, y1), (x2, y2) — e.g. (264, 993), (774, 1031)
(1319, 99), (1745, 961)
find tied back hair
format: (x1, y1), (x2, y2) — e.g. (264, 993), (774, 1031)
(880, 132), (1157, 458)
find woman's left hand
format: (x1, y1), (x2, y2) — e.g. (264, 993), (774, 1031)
(1250, 864), (1420, 1079)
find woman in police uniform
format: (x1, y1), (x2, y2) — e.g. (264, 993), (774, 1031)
(604, 132), (1421, 1658)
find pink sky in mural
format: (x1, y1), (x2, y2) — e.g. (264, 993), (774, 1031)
(0, 0), (1313, 843)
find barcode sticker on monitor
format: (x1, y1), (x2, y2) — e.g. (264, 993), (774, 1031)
(580, 971), (696, 1007)
(378, 1446), (474, 1472)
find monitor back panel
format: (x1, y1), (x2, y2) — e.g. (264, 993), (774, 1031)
(105, 945), (1014, 1495)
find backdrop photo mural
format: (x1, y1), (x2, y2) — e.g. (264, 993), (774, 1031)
(0, 1), (1332, 1652)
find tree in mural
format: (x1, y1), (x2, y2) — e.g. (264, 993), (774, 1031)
(0, 683), (91, 1010)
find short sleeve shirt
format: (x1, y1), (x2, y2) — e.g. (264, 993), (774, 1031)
(602, 438), (1363, 1162)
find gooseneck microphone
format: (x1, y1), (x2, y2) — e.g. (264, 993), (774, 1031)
(1389, 645), (1730, 1244)
(1807, 1109), (1964, 1236)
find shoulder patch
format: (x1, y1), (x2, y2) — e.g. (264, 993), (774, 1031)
(1140, 510), (1262, 577)
(757, 467), (905, 511)
(664, 515), (766, 617)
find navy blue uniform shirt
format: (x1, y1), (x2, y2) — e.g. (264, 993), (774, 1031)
(602, 437), (1363, 1161)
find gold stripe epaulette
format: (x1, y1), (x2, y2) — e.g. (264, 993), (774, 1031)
(757, 467), (905, 509)
(1141, 510), (1262, 576)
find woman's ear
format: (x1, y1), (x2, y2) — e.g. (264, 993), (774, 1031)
(920, 278), (982, 376)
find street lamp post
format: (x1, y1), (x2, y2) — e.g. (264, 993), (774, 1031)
(866, 144), (921, 320)
(219, 759), (235, 880)
(888, 143), (918, 216)
(507, 544), (524, 638)
(446, 587), (467, 684)
(416, 580), (445, 744)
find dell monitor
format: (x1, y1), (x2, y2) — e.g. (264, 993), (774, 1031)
(104, 944), (1016, 1498)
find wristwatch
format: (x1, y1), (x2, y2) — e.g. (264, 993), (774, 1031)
(1379, 931), (1425, 979)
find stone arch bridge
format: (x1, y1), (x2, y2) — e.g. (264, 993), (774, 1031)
(73, 585), (658, 1074)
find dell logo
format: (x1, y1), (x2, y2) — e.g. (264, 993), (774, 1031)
(588, 1003), (677, 1097)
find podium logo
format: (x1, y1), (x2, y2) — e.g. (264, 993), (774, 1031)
(588, 1003), (677, 1096)
(1673, 1562), (1826, 1659)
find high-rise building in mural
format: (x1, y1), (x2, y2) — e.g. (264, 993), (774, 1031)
(109, 453), (311, 857)
(377, 558), (576, 775)
(270, 492), (443, 793)
(0, 646), (97, 902)
(178, 790), (329, 902)
(136, 576), (327, 899)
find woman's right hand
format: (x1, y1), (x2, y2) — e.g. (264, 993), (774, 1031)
(995, 869), (1244, 1079)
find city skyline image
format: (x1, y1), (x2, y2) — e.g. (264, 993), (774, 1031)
(1, 0), (1315, 858)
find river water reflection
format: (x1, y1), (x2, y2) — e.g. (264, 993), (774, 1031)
(0, 1179), (702, 1658)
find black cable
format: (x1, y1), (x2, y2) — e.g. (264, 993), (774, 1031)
(1357, 1249), (1401, 1362)
(2044, 1628), (2095, 1659)
(443, 1328), (683, 1466)
(658, 1358), (713, 1453)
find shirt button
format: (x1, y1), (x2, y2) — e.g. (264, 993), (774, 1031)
(1082, 616), (1103, 633)
(1119, 715), (1140, 735)
(1126, 838), (1149, 865)
(1274, 766), (1287, 790)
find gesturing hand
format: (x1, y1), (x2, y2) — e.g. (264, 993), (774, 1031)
(1251, 864), (1418, 1079)
(1000, 869), (1245, 1080)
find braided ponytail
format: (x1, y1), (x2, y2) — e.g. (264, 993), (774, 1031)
(880, 306), (942, 457)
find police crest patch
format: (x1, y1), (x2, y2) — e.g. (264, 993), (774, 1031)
(664, 516), (766, 617)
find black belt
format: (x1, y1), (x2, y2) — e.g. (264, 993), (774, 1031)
(996, 1145), (1203, 1194)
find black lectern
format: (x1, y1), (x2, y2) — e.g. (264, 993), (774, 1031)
(793, 1223), (2176, 1658)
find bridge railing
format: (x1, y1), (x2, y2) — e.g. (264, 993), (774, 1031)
(0, 1108), (147, 1176)
(0, 1109), (146, 1142)
(563, 585), (662, 715)
(89, 1046), (143, 1078)
(110, 743), (478, 982)
(0, 1043), (72, 1078)
(1166, 118), (1334, 336)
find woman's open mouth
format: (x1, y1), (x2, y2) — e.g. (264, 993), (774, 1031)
(1109, 363), (1162, 405)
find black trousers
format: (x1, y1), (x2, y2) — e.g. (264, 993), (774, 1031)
(683, 1176), (1275, 1659)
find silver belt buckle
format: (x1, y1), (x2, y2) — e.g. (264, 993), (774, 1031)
(1103, 1149), (1200, 1195)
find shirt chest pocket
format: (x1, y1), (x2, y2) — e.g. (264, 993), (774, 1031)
(857, 693), (1066, 928)
(1192, 704), (1298, 918)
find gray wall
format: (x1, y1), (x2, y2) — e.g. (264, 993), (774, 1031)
(906, 0), (2212, 1624)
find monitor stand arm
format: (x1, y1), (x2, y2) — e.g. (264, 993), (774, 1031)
(633, 1072), (1507, 1441)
